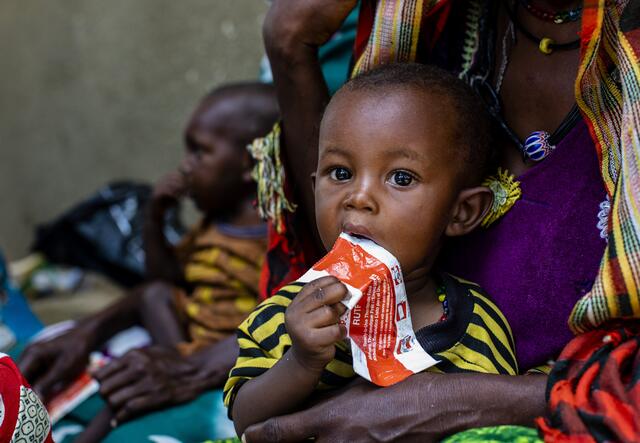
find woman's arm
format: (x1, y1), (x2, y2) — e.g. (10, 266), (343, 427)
(263, 0), (357, 240)
(242, 372), (547, 443)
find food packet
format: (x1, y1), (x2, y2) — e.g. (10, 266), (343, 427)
(299, 233), (438, 386)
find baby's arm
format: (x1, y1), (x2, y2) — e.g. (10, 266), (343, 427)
(231, 276), (347, 436)
(143, 170), (187, 283)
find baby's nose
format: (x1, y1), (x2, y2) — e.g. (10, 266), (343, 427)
(344, 187), (378, 213)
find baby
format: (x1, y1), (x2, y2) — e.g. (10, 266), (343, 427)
(224, 64), (517, 436)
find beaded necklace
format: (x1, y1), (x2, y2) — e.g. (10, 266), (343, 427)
(495, 1), (581, 161)
(436, 283), (449, 322)
(519, 0), (582, 25)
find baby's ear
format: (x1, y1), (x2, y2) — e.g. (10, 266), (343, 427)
(445, 186), (493, 237)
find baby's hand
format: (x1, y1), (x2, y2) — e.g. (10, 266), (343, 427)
(285, 276), (348, 373)
(150, 170), (187, 216)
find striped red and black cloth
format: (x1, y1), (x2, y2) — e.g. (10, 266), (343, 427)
(536, 322), (640, 442)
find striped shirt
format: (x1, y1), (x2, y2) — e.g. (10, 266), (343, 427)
(223, 273), (518, 412)
(173, 220), (267, 355)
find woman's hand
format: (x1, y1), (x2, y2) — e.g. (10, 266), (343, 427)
(285, 276), (348, 373)
(19, 325), (95, 402)
(242, 372), (548, 443)
(93, 337), (237, 424)
(263, 0), (358, 55)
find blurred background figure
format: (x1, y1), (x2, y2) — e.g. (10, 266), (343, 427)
(1, 2), (274, 442)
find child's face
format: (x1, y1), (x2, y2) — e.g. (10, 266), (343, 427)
(315, 87), (465, 277)
(181, 97), (247, 215)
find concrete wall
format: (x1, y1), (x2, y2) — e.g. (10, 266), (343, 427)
(0, 0), (268, 260)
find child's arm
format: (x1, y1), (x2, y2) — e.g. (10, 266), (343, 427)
(143, 170), (186, 283)
(231, 276), (347, 436)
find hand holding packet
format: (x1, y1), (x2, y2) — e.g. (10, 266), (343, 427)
(298, 233), (438, 386)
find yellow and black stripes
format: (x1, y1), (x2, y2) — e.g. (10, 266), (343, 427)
(224, 273), (518, 414)
(418, 275), (518, 375)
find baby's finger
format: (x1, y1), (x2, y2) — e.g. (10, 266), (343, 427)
(306, 304), (344, 328)
(311, 324), (347, 346)
(297, 276), (340, 300)
(300, 281), (348, 312)
(333, 301), (347, 316)
(291, 276), (337, 309)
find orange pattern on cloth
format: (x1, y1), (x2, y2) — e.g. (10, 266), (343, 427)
(174, 221), (267, 355)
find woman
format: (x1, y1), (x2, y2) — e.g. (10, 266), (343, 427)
(244, 0), (640, 441)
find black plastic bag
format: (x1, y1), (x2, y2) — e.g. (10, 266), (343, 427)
(32, 181), (184, 287)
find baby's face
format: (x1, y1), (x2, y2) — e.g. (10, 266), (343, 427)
(315, 87), (463, 276)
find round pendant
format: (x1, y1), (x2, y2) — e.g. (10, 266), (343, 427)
(523, 131), (555, 161)
(539, 37), (555, 55)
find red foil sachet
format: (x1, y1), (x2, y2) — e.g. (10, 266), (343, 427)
(299, 233), (438, 386)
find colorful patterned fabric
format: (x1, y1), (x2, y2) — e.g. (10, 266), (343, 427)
(224, 274), (518, 415)
(443, 425), (542, 443)
(536, 321), (640, 442)
(352, 0), (456, 73)
(567, 0), (640, 333)
(174, 221), (267, 355)
(0, 353), (54, 443)
(248, 124), (296, 236)
(258, 217), (311, 299)
(351, 0), (426, 75)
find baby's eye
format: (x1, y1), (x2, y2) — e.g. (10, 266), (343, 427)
(330, 167), (352, 181)
(390, 171), (414, 186)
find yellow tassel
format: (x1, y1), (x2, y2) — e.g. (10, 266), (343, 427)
(481, 168), (521, 228)
(247, 123), (297, 234)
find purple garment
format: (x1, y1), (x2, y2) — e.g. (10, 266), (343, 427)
(441, 119), (606, 371)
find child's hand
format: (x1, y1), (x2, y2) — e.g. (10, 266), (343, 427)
(150, 170), (187, 217)
(285, 276), (348, 373)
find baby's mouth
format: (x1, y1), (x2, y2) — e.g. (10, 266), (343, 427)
(342, 223), (376, 243)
